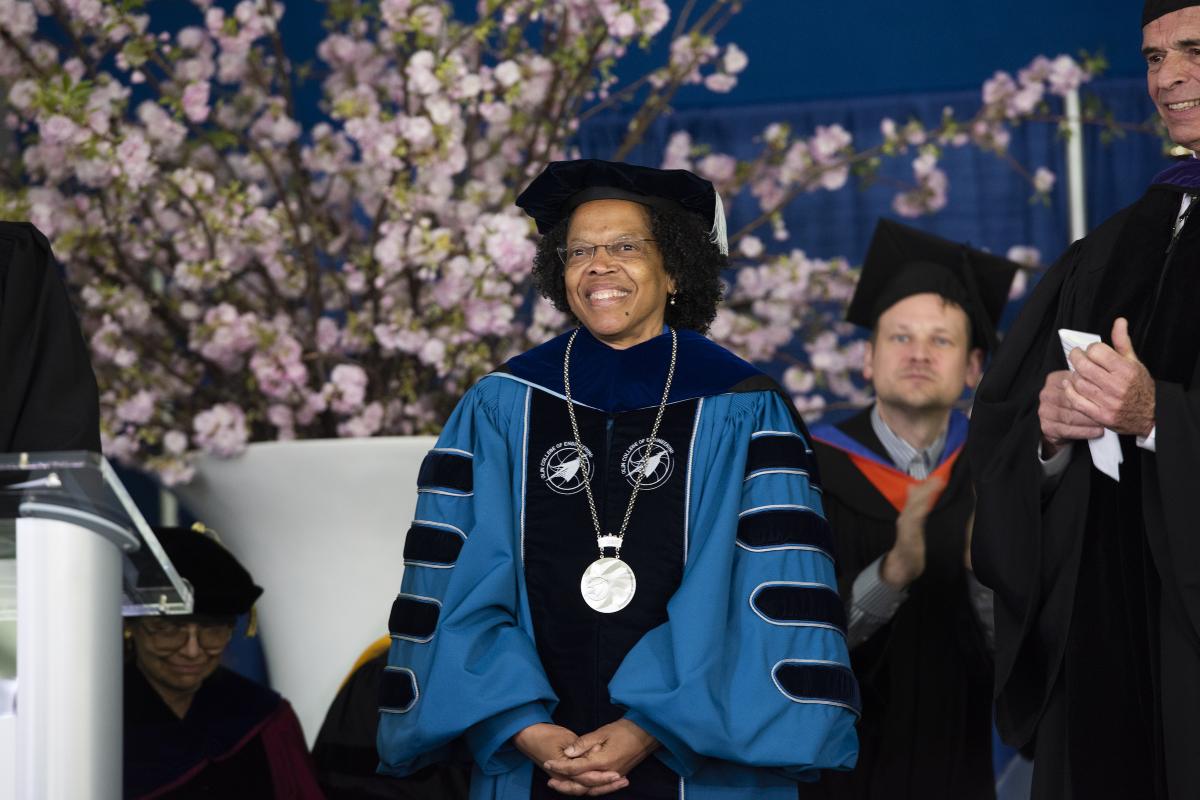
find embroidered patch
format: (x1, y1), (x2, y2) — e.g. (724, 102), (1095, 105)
(539, 441), (595, 495)
(619, 437), (675, 489)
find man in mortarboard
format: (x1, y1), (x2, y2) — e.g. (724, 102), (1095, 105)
(376, 159), (859, 799)
(808, 220), (1017, 800)
(967, 2), (1200, 797)
(123, 525), (324, 799)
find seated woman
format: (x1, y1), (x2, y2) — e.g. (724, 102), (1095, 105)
(377, 160), (859, 799)
(123, 525), (324, 799)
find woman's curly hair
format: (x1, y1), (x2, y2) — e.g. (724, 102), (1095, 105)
(531, 203), (727, 334)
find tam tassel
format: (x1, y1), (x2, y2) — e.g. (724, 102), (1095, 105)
(710, 191), (729, 255)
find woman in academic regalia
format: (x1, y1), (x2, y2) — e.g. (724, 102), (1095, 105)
(123, 525), (324, 799)
(376, 160), (860, 800)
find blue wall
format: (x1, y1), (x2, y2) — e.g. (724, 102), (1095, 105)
(668, 1), (1147, 106)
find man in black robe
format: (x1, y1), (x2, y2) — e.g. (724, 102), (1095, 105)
(0, 221), (100, 453)
(967, 2), (1200, 797)
(808, 220), (1017, 800)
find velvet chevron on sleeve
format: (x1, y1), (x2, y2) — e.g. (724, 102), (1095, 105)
(609, 390), (858, 790)
(377, 377), (558, 780)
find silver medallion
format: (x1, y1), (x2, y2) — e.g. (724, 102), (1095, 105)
(580, 557), (636, 613)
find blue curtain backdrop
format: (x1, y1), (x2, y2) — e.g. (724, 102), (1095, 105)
(578, 77), (1164, 278)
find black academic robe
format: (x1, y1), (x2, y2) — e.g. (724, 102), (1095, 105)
(312, 653), (470, 800)
(968, 177), (1200, 799)
(0, 222), (100, 453)
(806, 408), (994, 800)
(124, 664), (324, 799)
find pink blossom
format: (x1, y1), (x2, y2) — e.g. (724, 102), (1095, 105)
(697, 153), (736, 184)
(1007, 82), (1044, 117)
(809, 125), (852, 163)
(116, 390), (157, 424)
(316, 317), (341, 353)
(738, 236), (764, 259)
(193, 403), (249, 458)
(722, 44), (748, 75)
(116, 132), (156, 189)
(329, 363), (369, 414)
(249, 332), (308, 400)
(418, 338), (446, 369)
(982, 71), (1016, 106)
(610, 12), (637, 38)
(493, 60), (521, 88)
(0, 1), (36, 37)
(783, 366), (815, 394)
(7, 79), (36, 110)
(661, 131), (693, 170)
(1033, 167), (1056, 194)
(1047, 55), (1087, 95)
(182, 81), (210, 123)
(337, 402), (384, 437)
(40, 115), (79, 146)
(704, 73), (737, 93)
(381, 0), (411, 28)
(163, 430), (189, 455)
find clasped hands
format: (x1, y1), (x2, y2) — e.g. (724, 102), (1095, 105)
(1039, 317), (1156, 457)
(514, 719), (659, 796)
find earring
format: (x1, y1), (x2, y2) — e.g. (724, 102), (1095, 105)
(669, 293), (677, 306)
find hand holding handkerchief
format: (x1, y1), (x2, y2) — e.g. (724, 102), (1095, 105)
(1058, 328), (1123, 481)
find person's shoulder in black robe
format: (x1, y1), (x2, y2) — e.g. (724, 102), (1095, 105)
(0, 221), (99, 453)
(312, 652), (469, 800)
(806, 406), (994, 800)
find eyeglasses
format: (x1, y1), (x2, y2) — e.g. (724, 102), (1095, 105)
(557, 238), (656, 268)
(138, 618), (234, 651)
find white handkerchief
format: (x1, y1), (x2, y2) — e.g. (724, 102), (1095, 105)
(1058, 328), (1122, 481)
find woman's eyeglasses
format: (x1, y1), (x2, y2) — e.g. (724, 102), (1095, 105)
(557, 238), (656, 268)
(138, 619), (234, 651)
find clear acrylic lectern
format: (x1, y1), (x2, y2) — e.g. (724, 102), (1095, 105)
(0, 451), (192, 800)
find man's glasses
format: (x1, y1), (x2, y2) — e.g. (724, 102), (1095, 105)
(557, 238), (656, 268)
(138, 618), (234, 651)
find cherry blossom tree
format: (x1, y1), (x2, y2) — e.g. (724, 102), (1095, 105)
(0, 0), (1139, 481)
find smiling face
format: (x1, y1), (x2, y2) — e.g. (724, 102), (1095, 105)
(563, 199), (675, 349)
(863, 292), (983, 416)
(129, 619), (228, 716)
(1145, 6), (1200, 151)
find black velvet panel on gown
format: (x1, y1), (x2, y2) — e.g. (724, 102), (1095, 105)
(523, 390), (696, 800)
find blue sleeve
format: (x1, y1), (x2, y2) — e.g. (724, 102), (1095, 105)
(608, 391), (859, 780)
(377, 380), (557, 777)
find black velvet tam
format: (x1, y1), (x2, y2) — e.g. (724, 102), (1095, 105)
(1143, 0), (1200, 25)
(846, 218), (1019, 352)
(516, 159), (717, 234)
(153, 526), (263, 616)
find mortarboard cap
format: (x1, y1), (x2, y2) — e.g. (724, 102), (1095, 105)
(1143, 0), (1200, 25)
(154, 524), (262, 617)
(516, 159), (728, 254)
(846, 218), (1019, 353)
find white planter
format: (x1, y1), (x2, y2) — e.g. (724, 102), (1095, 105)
(174, 436), (435, 745)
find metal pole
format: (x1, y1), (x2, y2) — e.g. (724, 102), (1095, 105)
(16, 518), (122, 800)
(1065, 88), (1088, 242)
